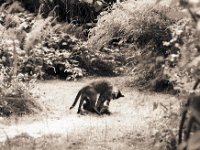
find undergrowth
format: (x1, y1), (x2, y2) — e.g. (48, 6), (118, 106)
(0, 0), (194, 94)
(164, 18), (200, 94)
(0, 65), (41, 117)
(88, 0), (175, 52)
(88, 0), (182, 92)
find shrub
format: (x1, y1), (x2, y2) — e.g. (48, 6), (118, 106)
(0, 65), (41, 117)
(163, 18), (200, 93)
(0, 32), (41, 116)
(0, 0), (125, 78)
(88, 0), (175, 53)
(88, 0), (181, 92)
(70, 46), (116, 76)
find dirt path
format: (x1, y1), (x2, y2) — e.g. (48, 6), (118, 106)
(0, 77), (180, 150)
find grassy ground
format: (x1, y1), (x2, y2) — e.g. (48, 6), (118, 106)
(0, 77), (180, 150)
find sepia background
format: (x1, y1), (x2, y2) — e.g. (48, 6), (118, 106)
(0, 0), (200, 149)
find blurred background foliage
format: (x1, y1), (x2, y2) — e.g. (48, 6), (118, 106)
(0, 0), (200, 116)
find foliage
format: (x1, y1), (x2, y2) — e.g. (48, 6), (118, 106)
(0, 0), (129, 79)
(0, 65), (41, 117)
(0, 9), (116, 79)
(88, 0), (175, 52)
(1, 0), (198, 93)
(23, 17), (52, 51)
(88, 0), (182, 92)
(0, 0), (118, 23)
(0, 29), (41, 116)
(162, 0), (200, 94)
(70, 46), (117, 76)
(0, 17), (40, 116)
(159, 1), (200, 149)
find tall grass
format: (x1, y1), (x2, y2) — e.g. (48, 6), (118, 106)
(87, 0), (184, 92)
(23, 16), (53, 52)
(0, 29), (42, 116)
(88, 0), (175, 52)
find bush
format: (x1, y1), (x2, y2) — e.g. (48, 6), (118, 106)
(88, 0), (181, 92)
(0, 13), (84, 80)
(0, 0), (128, 79)
(163, 18), (200, 93)
(0, 66), (41, 117)
(0, 27), (41, 117)
(88, 0), (175, 53)
(70, 46), (116, 76)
